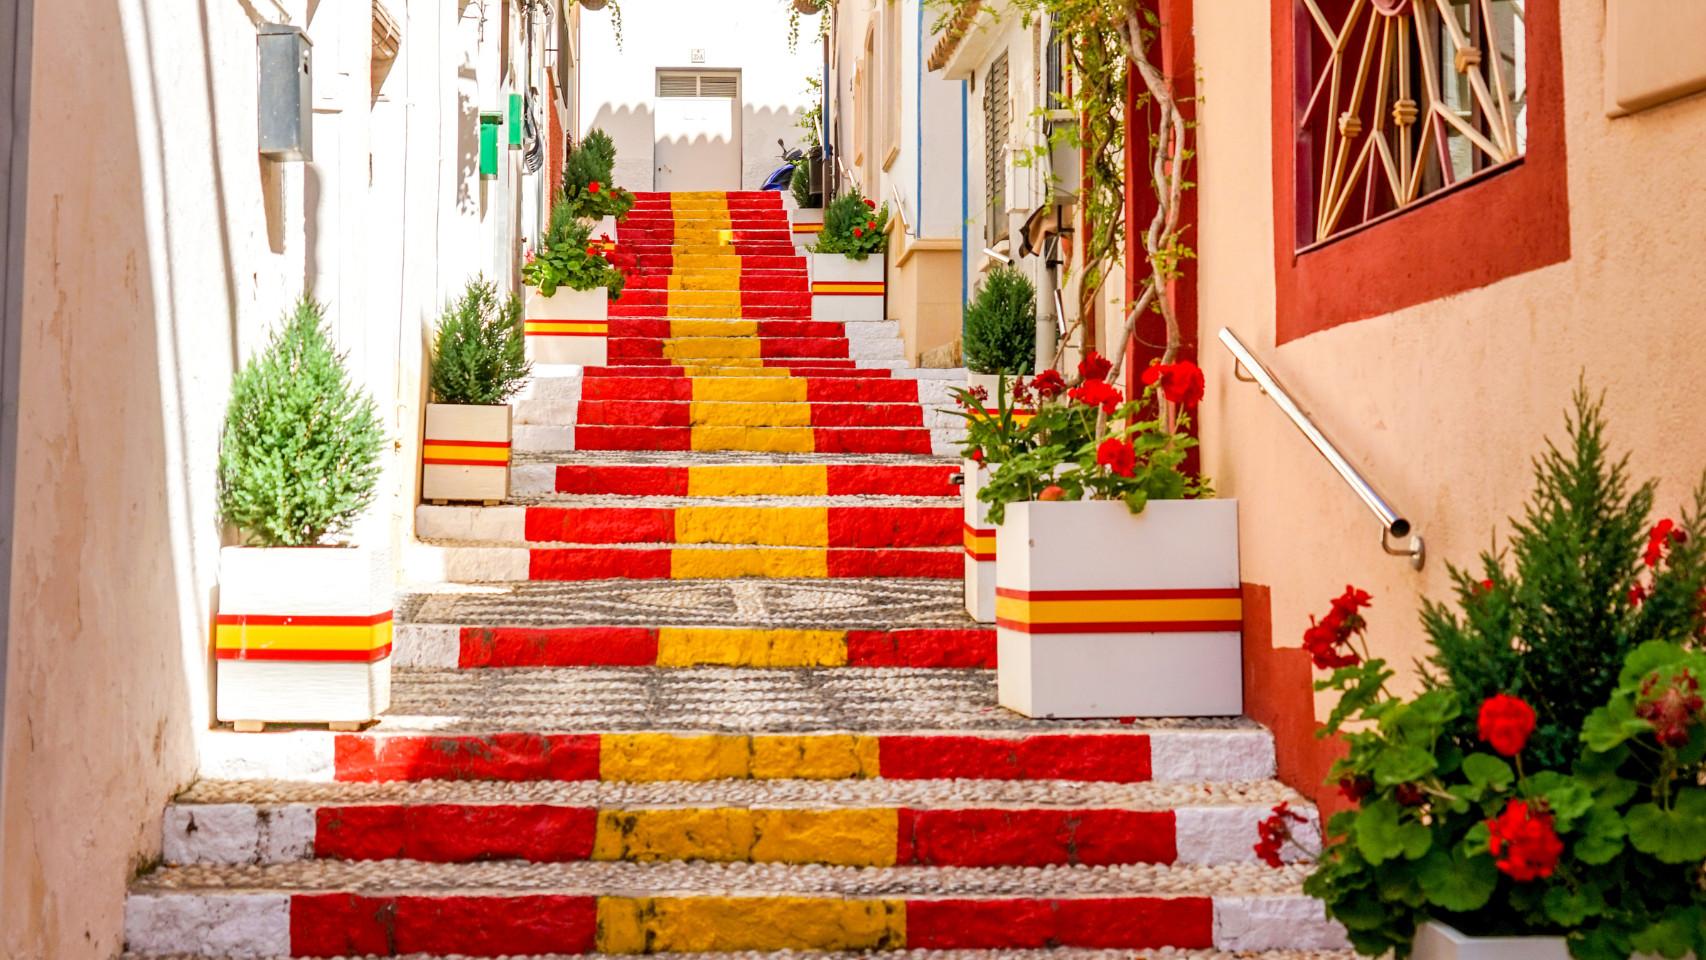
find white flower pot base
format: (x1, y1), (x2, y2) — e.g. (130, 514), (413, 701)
(422, 403), (511, 504)
(809, 252), (885, 323)
(994, 499), (1244, 718)
(791, 207), (824, 257)
(962, 459), (996, 622)
(525, 287), (609, 366)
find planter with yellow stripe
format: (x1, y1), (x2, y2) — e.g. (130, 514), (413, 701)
(962, 460), (996, 622)
(215, 544), (392, 729)
(809, 251), (885, 323)
(525, 287), (609, 365)
(994, 499), (1243, 719)
(421, 403), (510, 503)
(790, 206), (824, 256)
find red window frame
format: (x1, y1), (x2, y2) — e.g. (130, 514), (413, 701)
(1269, 0), (1570, 343)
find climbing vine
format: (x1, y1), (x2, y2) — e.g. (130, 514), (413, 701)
(930, 0), (1194, 383)
(786, 0), (831, 53)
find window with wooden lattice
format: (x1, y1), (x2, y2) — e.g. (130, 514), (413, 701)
(1294, 0), (1527, 247)
(984, 51), (1009, 246)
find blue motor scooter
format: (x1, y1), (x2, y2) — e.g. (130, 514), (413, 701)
(762, 139), (806, 191)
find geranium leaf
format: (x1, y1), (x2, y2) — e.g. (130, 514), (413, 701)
(1417, 845), (1496, 912)
(1462, 753), (1515, 793)
(1625, 792), (1706, 863)
(1353, 798), (1431, 864)
(1542, 885), (1603, 926)
(1581, 698), (1653, 753)
(1616, 640), (1686, 688)
(1372, 744), (1436, 786)
(1629, 905), (1704, 959)
(1525, 771), (1594, 829)
(1573, 805), (1627, 865)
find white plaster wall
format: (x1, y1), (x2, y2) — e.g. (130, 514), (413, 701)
(0, 0), (534, 953)
(578, 0), (823, 191)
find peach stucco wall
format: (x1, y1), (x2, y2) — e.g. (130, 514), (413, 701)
(1193, 0), (1706, 707)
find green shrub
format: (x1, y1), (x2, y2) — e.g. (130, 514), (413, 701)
(962, 267), (1036, 375)
(523, 197), (633, 298)
(429, 277), (531, 406)
(812, 189), (888, 260)
(217, 296), (384, 547)
(559, 128), (634, 221)
(790, 161), (813, 209)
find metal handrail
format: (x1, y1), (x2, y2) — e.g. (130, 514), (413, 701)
(835, 154), (862, 196)
(1217, 328), (1425, 569)
(889, 184), (914, 237)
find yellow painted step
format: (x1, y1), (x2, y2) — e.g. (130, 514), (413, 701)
(596, 895), (905, 953)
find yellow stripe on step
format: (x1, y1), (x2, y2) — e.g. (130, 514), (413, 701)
(670, 318), (755, 337)
(673, 506), (828, 546)
(665, 303), (745, 320)
(596, 896), (906, 953)
(686, 463), (828, 497)
(598, 732), (880, 782)
(691, 377), (808, 403)
(655, 626), (847, 667)
(665, 336), (762, 360)
(214, 620), (394, 653)
(590, 808), (898, 866)
(670, 546), (828, 578)
(524, 321), (608, 335)
(688, 400), (813, 428)
(690, 425), (815, 453)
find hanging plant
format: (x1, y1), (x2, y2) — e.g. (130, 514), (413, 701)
(786, 0), (828, 52)
(581, 0), (623, 49)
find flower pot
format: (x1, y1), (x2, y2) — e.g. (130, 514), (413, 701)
(792, 0), (820, 14)
(791, 206), (824, 257)
(215, 544), (392, 729)
(580, 0), (608, 9)
(809, 251), (884, 323)
(963, 459), (996, 622)
(422, 403), (511, 504)
(1412, 921), (1688, 960)
(525, 286), (609, 366)
(994, 498), (1243, 718)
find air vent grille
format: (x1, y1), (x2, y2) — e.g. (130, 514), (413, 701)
(657, 71), (738, 98)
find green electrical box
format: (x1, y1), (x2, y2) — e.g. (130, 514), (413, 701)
(507, 93), (523, 149)
(479, 111), (502, 179)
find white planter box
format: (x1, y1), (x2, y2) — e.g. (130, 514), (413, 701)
(1413, 921), (1688, 960)
(963, 459), (996, 622)
(215, 545), (393, 728)
(525, 287), (609, 366)
(422, 403), (510, 504)
(994, 499), (1243, 718)
(791, 207), (824, 256)
(809, 251), (885, 323)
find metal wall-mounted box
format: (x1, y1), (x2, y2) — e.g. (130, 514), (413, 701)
(258, 24), (312, 161)
(479, 112), (502, 179)
(507, 93), (523, 149)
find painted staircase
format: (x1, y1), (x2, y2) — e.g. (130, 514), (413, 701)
(123, 191), (1347, 958)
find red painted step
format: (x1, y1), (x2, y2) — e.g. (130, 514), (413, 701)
(550, 462), (961, 497)
(456, 624), (992, 667)
(583, 364), (893, 378)
(520, 504), (957, 546)
(525, 545), (958, 580)
(572, 424), (934, 454)
(607, 337), (848, 361)
(574, 400), (923, 429)
(579, 376), (921, 402)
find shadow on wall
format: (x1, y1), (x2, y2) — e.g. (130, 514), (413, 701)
(586, 102), (808, 191)
(2, 0), (205, 955)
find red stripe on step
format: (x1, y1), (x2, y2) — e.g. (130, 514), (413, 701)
(214, 643), (392, 663)
(759, 337), (849, 359)
(314, 804), (598, 862)
(459, 626), (661, 667)
(994, 586), (1244, 601)
(827, 548), (961, 578)
(573, 425), (692, 451)
(996, 618), (1245, 634)
(827, 507), (958, 548)
(845, 628), (995, 668)
(878, 734), (1153, 782)
(554, 464), (690, 496)
(606, 338), (666, 360)
(216, 611), (393, 627)
(904, 896), (1214, 950)
(806, 379), (919, 403)
(332, 733), (602, 782)
(896, 808), (1177, 867)
(580, 378), (695, 401)
(525, 506), (676, 544)
(811, 403), (923, 428)
(825, 464), (960, 497)
(814, 428), (934, 455)
(529, 547), (673, 580)
(393, 895), (599, 954)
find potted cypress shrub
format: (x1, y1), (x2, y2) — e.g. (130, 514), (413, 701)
(964, 265), (1038, 400)
(1268, 389), (1706, 960)
(561, 128), (633, 242)
(214, 296), (389, 731)
(522, 197), (637, 366)
(423, 277), (530, 504)
(809, 190), (888, 323)
(972, 351), (1232, 718)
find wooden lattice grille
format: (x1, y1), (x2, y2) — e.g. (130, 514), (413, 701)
(1297, 0), (1527, 244)
(984, 52), (1009, 246)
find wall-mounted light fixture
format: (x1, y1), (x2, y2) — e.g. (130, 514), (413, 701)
(257, 25), (313, 161)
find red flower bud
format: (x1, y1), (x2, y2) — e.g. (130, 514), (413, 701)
(1038, 485), (1067, 501)
(1395, 783), (1427, 807)
(1337, 775), (1374, 804)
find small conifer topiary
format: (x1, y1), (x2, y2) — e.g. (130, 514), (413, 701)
(790, 161), (814, 208)
(217, 296), (384, 547)
(962, 266), (1037, 375)
(429, 277), (531, 406)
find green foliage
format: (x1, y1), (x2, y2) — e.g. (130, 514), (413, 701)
(790, 160), (814, 209)
(798, 74), (824, 150)
(962, 266), (1037, 375)
(522, 197), (631, 299)
(1301, 389), (1706, 960)
(428, 276), (530, 406)
(217, 296), (384, 547)
(785, 0), (829, 52)
(812, 190), (888, 259)
(559, 129), (634, 221)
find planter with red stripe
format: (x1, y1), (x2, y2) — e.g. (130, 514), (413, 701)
(994, 499), (1243, 718)
(961, 460), (996, 622)
(791, 205), (824, 255)
(421, 403), (510, 503)
(809, 251), (885, 323)
(215, 545), (392, 729)
(525, 287), (609, 365)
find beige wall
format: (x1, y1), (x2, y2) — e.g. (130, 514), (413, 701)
(0, 1), (539, 954)
(1193, 0), (1706, 706)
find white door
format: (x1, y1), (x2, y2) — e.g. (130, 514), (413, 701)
(653, 70), (741, 191)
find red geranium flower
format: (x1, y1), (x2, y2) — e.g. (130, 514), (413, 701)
(1636, 668), (1704, 748)
(1337, 776), (1374, 805)
(863, 198), (876, 209)
(1077, 351), (1112, 382)
(1630, 583), (1648, 606)
(1032, 369), (1066, 399)
(853, 227), (864, 238)
(968, 448), (985, 464)
(588, 181), (601, 194)
(1645, 519), (1686, 568)
(1303, 586), (1371, 670)
(1394, 783), (1428, 807)
(1096, 437), (1137, 477)
(1253, 801), (1307, 868)
(1477, 693), (1537, 757)
(1487, 799), (1564, 881)
(1068, 378), (1123, 415)
(866, 219), (877, 231)
(1141, 360), (1206, 407)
